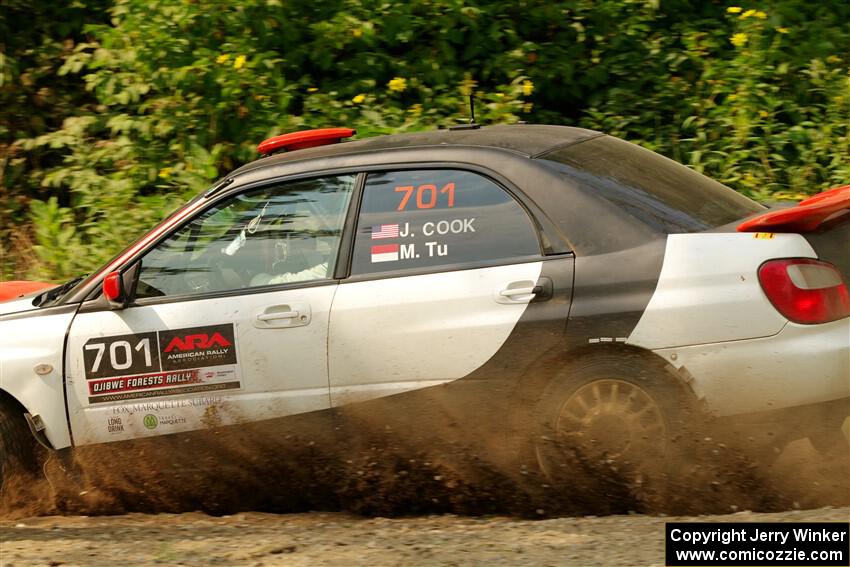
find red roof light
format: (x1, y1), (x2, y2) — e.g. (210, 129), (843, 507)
(257, 128), (356, 156)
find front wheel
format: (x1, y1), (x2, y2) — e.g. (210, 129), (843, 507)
(0, 397), (40, 490)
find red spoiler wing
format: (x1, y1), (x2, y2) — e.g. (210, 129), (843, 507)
(737, 185), (850, 233)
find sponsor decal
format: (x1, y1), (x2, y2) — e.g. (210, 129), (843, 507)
(82, 324), (241, 404)
(371, 223), (399, 239)
(371, 243), (400, 263)
(89, 381), (239, 404)
(88, 370), (200, 395)
(159, 324), (237, 371)
(754, 232), (775, 239)
(157, 415), (187, 426)
(111, 396), (222, 415)
(83, 324), (238, 378)
(107, 416), (124, 434)
(142, 414), (186, 430)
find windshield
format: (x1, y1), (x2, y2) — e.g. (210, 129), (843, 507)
(540, 136), (765, 233)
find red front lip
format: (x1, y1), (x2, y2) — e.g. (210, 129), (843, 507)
(0, 281), (56, 302)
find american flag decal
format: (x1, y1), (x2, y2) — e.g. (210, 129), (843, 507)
(371, 224), (399, 239)
(371, 244), (399, 263)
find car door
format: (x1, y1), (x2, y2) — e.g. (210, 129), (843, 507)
(328, 168), (573, 406)
(65, 174), (355, 445)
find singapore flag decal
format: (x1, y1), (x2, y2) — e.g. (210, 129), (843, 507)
(371, 243), (399, 263)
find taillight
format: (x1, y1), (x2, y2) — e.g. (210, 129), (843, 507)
(758, 259), (850, 324)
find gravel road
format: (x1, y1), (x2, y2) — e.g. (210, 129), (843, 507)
(2, 507), (849, 566)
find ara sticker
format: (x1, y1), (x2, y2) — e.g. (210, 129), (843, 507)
(83, 324), (240, 404)
(159, 323), (237, 371)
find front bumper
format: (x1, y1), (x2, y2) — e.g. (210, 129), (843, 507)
(653, 317), (850, 418)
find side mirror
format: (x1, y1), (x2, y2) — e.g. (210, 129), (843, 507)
(103, 271), (127, 310)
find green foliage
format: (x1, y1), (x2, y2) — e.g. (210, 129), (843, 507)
(1, 0), (848, 280)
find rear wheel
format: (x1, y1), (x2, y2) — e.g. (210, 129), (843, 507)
(534, 354), (694, 483)
(0, 397), (39, 490)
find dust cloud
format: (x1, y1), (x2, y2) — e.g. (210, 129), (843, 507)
(1, 405), (846, 520)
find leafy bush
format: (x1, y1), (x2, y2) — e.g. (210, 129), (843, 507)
(1, 0), (847, 280)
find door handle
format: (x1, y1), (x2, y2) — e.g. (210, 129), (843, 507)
(253, 303), (311, 328)
(499, 286), (539, 297)
(256, 310), (299, 321)
(495, 281), (538, 304)
(495, 278), (553, 305)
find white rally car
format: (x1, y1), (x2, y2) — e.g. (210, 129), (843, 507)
(1, 125), (848, 486)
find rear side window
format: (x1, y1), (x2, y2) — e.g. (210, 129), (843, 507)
(350, 169), (540, 276)
(541, 136), (764, 233)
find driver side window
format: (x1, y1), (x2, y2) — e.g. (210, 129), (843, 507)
(136, 175), (355, 298)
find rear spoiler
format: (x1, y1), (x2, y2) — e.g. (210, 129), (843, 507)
(737, 184), (850, 233)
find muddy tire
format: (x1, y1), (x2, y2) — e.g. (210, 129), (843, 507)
(533, 353), (696, 484)
(0, 397), (39, 490)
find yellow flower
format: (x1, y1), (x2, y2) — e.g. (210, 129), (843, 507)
(351, 94), (366, 104)
(776, 27), (790, 34)
(459, 76), (478, 97)
(387, 77), (407, 93)
(215, 54), (230, 64)
(741, 9), (756, 18)
(158, 167), (173, 179)
(408, 103), (423, 116)
(758, 110), (769, 118)
(730, 32), (749, 47)
(523, 102), (534, 113)
(754, 10), (767, 19)
(826, 55), (841, 64)
(726, 6), (742, 13)
(522, 79), (534, 96)
(233, 55), (246, 70)
(307, 87), (318, 93)
(352, 28), (363, 38)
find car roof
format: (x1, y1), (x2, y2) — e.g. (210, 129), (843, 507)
(232, 124), (602, 177)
